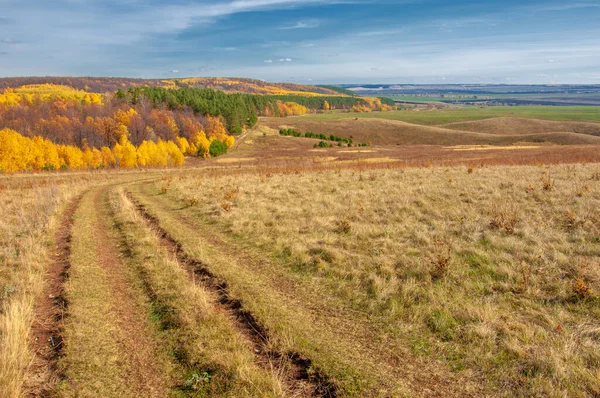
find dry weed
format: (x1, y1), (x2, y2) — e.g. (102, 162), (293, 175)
(489, 203), (519, 234)
(572, 278), (593, 300)
(541, 173), (553, 191)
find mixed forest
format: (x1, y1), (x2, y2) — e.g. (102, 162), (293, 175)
(0, 78), (392, 172)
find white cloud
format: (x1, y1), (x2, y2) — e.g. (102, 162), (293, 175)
(541, 3), (600, 11)
(171, 69), (179, 73)
(264, 59), (273, 63)
(279, 19), (320, 29)
(278, 58), (292, 62)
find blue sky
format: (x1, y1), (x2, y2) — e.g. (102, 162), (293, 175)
(0, 0), (599, 83)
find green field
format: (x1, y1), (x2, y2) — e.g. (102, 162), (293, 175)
(384, 93), (600, 104)
(296, 106), (600, 125)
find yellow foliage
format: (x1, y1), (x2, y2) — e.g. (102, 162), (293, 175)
(205, 116), (228, 141)
(352, 104), (373, 113)
(225, 136), (235, 148)
(114, 108), (138, 127)
(101, 146), (116, 167)
(0, 129), (36, 172)
(31, 136), (61, 170)
(175, 136), (191, 154)
(57, 145), (84, 169)
(113, 134), (138, 168)
(0, 84), (104, 106)
(164, 140), (185, 166)
(275, 101), (309, 116)
(192, 131), (211, 158)
(175, 77), (336, 97)
(0, 127), (187, 173)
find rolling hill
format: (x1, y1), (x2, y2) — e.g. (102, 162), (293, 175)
(441, 117), (600, 136)
(260, 116), (600, 146)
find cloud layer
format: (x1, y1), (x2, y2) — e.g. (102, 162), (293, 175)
(0, 0), (599, 83)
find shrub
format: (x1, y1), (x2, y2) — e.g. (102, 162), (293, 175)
(224, 188), (239, 201)
(572, 278), (593, 300)
(184, 197), (199, 207)
(541, 173), (553, 191)
(431, 254), (451, 279)
(337, 219), (352, 234)
(490, 204), (518, 234)
(209, 140), (228, 157)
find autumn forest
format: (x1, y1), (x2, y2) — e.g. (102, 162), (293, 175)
(0, 79), (392, 172)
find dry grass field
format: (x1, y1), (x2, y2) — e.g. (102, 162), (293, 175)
(1, 114), (600, 397)
(260, 116), (600, 146)
(147, 163), (600, 397)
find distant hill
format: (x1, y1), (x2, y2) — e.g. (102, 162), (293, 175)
(0, 77), (347, 97)
(441, 117), (600, 137)
(261, 117), (600, 146)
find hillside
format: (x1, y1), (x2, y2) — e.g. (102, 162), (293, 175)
(442, 117), (600, 136)
(0, 77), (346, 96)
(260, 117), (600, 146)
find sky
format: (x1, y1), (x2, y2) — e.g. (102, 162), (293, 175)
(0, 0), (599, 84)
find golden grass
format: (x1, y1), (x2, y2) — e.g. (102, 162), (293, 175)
(0, 175), (97, 398)
(129, 184), (421, 396)
(113, 188), (284, 396)
(2, 160), (599, 396)
(215, 157), (256, 163)
(57, 189), (142, 397)
(162, 163), (600, 397)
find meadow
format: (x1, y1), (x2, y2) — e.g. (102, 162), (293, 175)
(1, 159), (599, 397)
(2, 81), (600, 397)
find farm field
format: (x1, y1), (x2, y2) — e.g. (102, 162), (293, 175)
(1, 159), (599, 397)
(383, 93), (600, 106)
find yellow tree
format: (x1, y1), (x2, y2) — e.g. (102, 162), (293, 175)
(165, 140), (184, 166)
(192, 131), (211, 158)
(175, 136), (190, 154)
(100, 146), (116, 168)
(57, 145), (84, 169)
(113, 134), (138, 168)
(0, 128), (31, 172)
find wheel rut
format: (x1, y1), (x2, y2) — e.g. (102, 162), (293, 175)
(27, 193), (83, 396)
(124, 190), (337, 398)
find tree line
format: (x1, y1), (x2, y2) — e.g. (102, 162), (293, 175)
(117, 87), (393, 136)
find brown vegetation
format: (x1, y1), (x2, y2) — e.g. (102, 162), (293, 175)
(261, 117), (600, 146)
(441, 117), (600, 136)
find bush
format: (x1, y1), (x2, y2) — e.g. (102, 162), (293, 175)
(209, 140), (228, 157)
